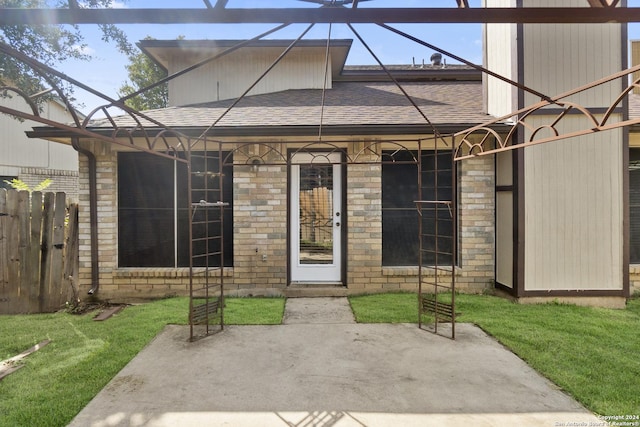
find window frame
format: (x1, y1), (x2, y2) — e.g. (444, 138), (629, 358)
(381, 149), (456, 267)
(117, 151), (233, 268)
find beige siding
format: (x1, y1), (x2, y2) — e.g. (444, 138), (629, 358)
(496, 192), (513, 288)
(632, 40), (640, 94)
(522, 0), (622, 107)
(496, 151), (513, 288)
(484, 0), (518, 118)
(523, 116), (624, 291)
(496, 151), (512, 187)
(0, 97), (78, 173)
(168, 49), (332, 107)
(519, 0), (624, 292)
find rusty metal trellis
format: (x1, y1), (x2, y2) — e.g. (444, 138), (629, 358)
(188, 143), (228, 340)
(454, 64), (640, 162)
(415, 141), (457, 340)
(1, 1), (637, 343)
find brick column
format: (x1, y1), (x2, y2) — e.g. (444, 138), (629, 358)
(77, 140), (117, 296)
(457, 156), (495, 291)
(347, 142), (382, 291)
(233, 157), (287, 292)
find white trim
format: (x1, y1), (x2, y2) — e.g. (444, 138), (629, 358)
(290, 152), (342, 283)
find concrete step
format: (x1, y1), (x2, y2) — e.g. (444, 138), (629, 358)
(284, 285), (348, 298)
(283, 297), (355, 324)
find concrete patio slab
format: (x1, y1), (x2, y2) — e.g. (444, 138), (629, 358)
(68, 316), (600, 427)
(283, 297), (355, 324)
(70, 298), (604, 427)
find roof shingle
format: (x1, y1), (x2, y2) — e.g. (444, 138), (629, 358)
(88, 81), (491, 130)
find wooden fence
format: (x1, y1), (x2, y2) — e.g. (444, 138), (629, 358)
(299, 187), (333, 244)
(0, 189), (79, 314)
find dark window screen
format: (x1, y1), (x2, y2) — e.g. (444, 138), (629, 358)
(118, 153), (175, 267)
(630, 149), (640, 263)
(118, 152), (233, 268)
(382, 150), (453, 266)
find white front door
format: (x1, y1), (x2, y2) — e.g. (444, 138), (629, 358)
(290, 152), (342, 283)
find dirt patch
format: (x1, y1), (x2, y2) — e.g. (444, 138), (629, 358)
(66, 301), (125, 316)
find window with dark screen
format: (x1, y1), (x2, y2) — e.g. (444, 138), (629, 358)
(381, 150), (454, 266)
(118, 152), (233, 268)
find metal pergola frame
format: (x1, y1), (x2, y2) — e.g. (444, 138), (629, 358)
(0, 1), (637, 25)
(1, 1), (638, 340)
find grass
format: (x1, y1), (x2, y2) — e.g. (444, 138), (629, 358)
(2, 293), (639, 424)
(349, 292), (640, 416)
(0, 297), (284, 427)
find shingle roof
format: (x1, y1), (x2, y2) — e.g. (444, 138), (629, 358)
(87, 80), (492, 131)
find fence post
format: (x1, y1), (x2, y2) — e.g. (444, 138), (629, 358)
(39, 192), (55, 312)
(29, 192), (43, 311)
(0, 190), (9, 311)
(64, 203), (80, 307)
(17, 191), (37, 312)
(47, 192), (66, 310)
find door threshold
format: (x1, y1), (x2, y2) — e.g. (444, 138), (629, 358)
(289, 281), (344, 288)
(284, 285), (349, 298)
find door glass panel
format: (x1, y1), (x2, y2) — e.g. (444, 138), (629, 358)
(298, 164), (334, 264)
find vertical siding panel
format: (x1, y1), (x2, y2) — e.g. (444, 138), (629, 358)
(497, 0), (624, 294)
(485, 0), (517, 117)
(520, 0), (624, 292)
(496, 192), (514, 288)
(611, 127), (624, 287)
(525, 118), (624, 290)
(169, 48), (334, 107)
(523, 22), (621, 107)
(0, 97), (78, 173)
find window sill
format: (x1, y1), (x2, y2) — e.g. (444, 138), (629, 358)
(114, 267), (234, 278)
(382, 266), (460, 276)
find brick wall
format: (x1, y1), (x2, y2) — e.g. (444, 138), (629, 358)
(19, 167), (79, 200)
(344, 146), (496, 294)
(232, 155), (288, 293)
(74, 141), (497, 301)
(347, 142), (383, 291)
(457, 156), (496, 292)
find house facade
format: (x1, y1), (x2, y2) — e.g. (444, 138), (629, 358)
(32, 39), (504, 302)
(30, 11), (635, 306)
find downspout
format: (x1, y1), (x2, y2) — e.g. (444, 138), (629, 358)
(71, 137), (100, 295)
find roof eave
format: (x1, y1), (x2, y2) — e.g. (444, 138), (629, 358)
(28, 123), (512, 141)
(337, 68), (482, 82)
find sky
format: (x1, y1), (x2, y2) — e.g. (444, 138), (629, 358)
(50, 0), (640, 114)
(55, 0), (485, 113)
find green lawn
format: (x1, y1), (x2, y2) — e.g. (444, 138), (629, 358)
(350, 292), (640, 416)
(0, 297), (284, 427)
(2, 293), (638, 426)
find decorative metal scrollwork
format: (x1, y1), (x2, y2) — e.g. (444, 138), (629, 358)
(454, 64), (640, 161)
